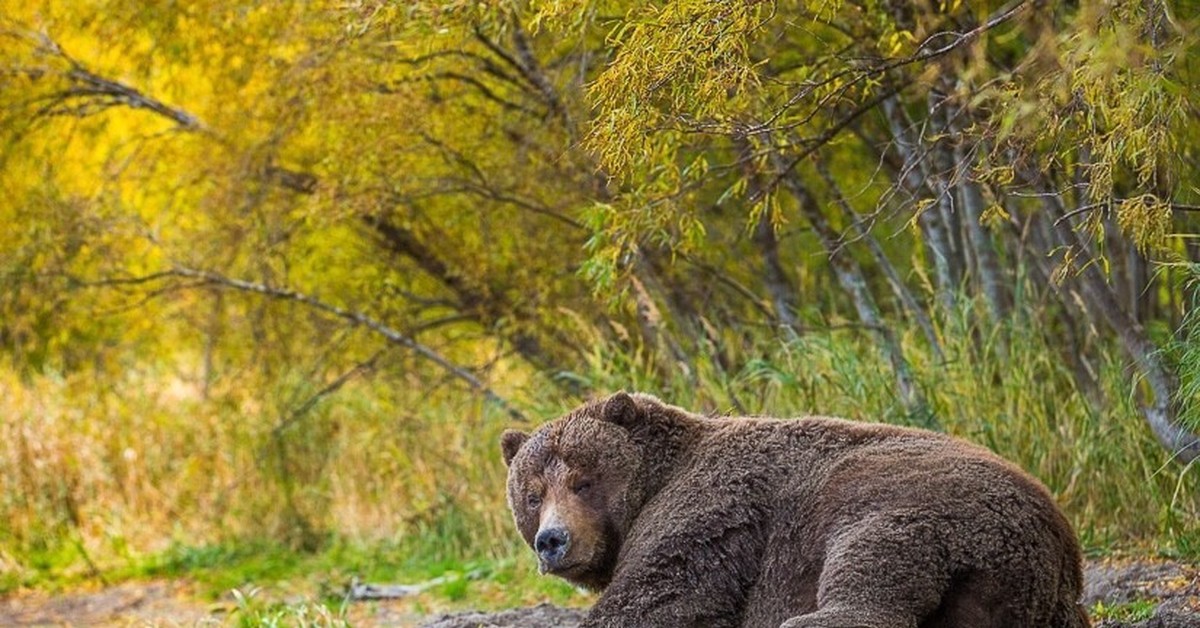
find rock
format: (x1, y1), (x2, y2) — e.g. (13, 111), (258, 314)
(1086, 560), (1200, 628)
(1085, 561), (1195, 607)
(1094, 598), (1200, 628)
(420, 603), (585, 628)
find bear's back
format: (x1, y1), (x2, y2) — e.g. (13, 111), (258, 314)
(697, 415), (1066, 535)
(677, 415), (1083, 628)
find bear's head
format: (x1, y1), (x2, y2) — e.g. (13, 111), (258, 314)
(500, 391), (651, 590)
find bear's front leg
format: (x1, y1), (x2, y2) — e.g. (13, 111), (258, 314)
(580, 519), (764, 628)
(777, 514), (947, 628)
(581, 567), (748, 628)
(778, 607), (918, 628)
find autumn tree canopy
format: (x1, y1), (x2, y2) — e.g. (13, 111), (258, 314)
(2, 0), (1199, 469)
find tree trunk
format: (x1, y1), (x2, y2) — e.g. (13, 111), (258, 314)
(753, 207), (802, 336)
(927, 87), (967, 293)
(777, 155), (935, 427)
(815, 156), (945, 363)
(951, 123), (1009, 322)
(1041, 190), (1200, 463)
(735, 135), (802, 335)
(883, 97), (958, 312)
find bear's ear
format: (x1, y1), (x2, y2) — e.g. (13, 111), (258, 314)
(600, 391), (639, 429)
(501, 430), (529, 467)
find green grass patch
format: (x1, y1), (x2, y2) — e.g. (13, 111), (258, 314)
(228, 587), (351, 628)
(137, 541), (306, 597)
(1089, 598), (1157, 622)
(15, 536), (593, 615)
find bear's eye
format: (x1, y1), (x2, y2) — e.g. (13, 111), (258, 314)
(573, 480), (593, 495)
(526, 493), (542, 509)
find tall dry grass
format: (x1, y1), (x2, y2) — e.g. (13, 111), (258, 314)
(0, 363), (523, 586)
(1, 310), (1197, 589)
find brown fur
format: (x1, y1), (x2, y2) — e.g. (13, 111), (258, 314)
(501, 392), (1089, 628)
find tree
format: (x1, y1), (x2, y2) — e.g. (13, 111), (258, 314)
(2, 0), (1199, 465)
(549, 0), (1200, 461)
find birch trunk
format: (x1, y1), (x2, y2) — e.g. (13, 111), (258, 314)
(1041, 191), (1200, 463)
(883, 97), (958, 312)
(815, 157), (945, 363)
(777, 155), (935, 427)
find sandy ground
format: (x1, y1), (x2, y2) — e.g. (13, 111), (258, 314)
(0, 558), (1196, 627)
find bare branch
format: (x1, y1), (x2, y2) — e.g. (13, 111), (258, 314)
(376, 72), (544, 118)
(676, 253), (777, 323)
(273, 347), (391, 436)
(508, 21), (574, 134)
(4, 27), (319, 194)
(1054, 200), (1200, 226)
(11, 29), (203, 130)
(168, 266), (527, 421)
(750, 83), (904, 204)
(63, 66), (201, 129)
(423, 180), (586, 231)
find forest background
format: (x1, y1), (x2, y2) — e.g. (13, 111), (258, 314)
(1, 0), (1199, 619)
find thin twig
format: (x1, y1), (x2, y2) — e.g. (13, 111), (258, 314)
(751, 84), (904, 204)
(1054, 200), (1200, 225)
(273, 347), (392, 436)
(167, 266), (527, 421)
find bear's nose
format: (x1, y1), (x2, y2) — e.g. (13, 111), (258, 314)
(534, 527), (571, 567)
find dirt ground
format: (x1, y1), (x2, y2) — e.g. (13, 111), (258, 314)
(0, 580), (215, 627)
(1, 558), (1196, 627)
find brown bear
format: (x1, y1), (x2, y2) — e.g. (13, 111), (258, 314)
(501, 392), (1089, 628)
